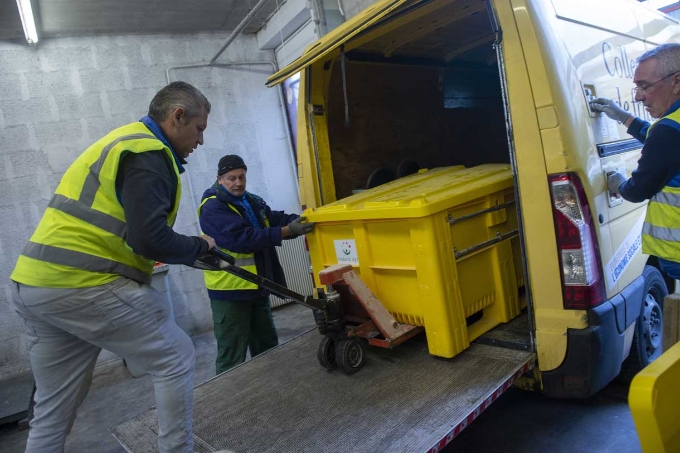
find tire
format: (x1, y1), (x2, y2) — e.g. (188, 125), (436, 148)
(620, 265), (668, 382)
(335, 339), (366, 374)
(317, 336), (337, 370)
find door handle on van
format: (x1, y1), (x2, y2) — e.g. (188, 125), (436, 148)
(605, 168), (625, 208)
(583, 83), (598, 118)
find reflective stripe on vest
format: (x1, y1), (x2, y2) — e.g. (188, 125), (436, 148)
(642, 108), (680, 261)
(21, 242), (150, 285)
(198, 195), (269, 292)
(48, 193), (127, 237)
(643, 223), (680, 243)
(11, 123), (181, 288)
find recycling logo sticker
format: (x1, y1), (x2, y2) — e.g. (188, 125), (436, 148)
(334, 239), (359, 265)
(341, 241), (352, 255)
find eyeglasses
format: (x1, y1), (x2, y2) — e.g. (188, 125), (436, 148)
(634, 72), (679, 95)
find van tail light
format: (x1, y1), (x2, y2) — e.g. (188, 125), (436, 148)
(549, 173), (606, 310)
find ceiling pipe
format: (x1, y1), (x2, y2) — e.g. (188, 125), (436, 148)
(209, 0), (271, 65)
(309, 0), (328, 37)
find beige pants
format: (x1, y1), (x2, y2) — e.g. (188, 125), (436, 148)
(11, 277), (196, 453)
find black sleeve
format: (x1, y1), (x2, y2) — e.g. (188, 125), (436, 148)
(619, 124), (680, 203)
(117, 151), (208, 265)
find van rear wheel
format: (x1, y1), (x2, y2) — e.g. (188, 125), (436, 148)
(619, 265), (667, 382)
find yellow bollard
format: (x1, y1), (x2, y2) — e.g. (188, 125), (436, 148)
(629, 341), (680, 452)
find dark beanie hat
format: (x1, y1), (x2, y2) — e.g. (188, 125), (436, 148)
(218, 155), (247, 176)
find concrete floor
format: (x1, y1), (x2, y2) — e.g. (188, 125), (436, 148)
(0, 303), (641, 452)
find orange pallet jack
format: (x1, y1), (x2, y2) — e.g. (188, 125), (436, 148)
(195, 249), (423, 374)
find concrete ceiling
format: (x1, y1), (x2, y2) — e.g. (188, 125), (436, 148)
(0, 0), (282, 40)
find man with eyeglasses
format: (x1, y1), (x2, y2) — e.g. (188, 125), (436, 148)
(590, 43), (680, 279)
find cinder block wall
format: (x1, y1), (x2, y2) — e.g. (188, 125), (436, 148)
(0, 33), (300, 379)
(342, 0), (380, 19)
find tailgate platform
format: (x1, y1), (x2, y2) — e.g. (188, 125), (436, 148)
(113, 330), (534, 453)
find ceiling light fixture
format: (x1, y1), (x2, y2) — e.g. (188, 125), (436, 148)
(16, 0), (38, 44)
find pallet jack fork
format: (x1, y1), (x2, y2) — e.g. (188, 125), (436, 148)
(195, 250), (423, 374)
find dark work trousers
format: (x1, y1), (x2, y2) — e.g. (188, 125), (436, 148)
(210, 296), (279, 375)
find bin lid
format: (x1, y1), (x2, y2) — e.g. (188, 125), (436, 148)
(304, 164), (514, 222)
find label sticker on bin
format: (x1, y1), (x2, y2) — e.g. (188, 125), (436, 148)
(334, 239), (359, 265)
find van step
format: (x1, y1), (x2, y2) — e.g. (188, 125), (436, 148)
(114, 330), (535, 453)
(474, 311), (533, 351)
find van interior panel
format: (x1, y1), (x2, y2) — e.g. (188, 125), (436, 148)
(325, 0), (508, 199)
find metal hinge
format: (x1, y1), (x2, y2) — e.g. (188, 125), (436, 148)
(454, 229), (519, 260)
(447, 201), (515, 225)
(311, 104), (325, 116)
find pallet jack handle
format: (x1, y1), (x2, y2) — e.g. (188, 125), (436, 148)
(192, 248), (326, 311)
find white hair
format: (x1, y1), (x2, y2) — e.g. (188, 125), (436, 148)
(638, 43), (680, 77)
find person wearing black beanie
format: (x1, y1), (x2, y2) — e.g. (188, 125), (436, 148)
(217, 154), (248, 176)
(198, 154), (314, 374)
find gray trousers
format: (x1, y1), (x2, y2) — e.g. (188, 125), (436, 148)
(11, 277), (196, 453)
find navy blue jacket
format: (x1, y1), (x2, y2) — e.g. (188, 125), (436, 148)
(114, 118), (208, 265)
(199, 185), (299, 300)
(619, 99), (680, 203)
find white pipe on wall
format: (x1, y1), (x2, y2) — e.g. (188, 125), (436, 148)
(209, 0), (272, 65)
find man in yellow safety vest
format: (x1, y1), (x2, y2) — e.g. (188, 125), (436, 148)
(10, 81), (215, 452)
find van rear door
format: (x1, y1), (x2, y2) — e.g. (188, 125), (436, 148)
(549, 0), (674, 296)
(600, 141), (645, 295)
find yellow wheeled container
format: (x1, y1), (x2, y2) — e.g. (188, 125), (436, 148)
(303, 163), (523, 358)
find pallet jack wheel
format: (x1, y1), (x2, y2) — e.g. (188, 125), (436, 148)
(317, 336), (338, 369)
(335, 339), (366, 374)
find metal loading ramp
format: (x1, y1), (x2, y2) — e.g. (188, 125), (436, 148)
(113, 330), (534, 453)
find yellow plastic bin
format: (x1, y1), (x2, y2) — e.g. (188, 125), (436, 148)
(304, 164), (522, 358)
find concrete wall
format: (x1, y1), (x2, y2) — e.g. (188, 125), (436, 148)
(342, 0), (380, 19)
(0, 33), (299, 379)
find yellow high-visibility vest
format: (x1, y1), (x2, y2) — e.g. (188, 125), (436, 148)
(198, 195), (270, 291)
(642, 107), (680, 262)
(11, 122), (182, 288)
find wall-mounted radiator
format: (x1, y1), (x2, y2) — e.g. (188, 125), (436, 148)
(271, 236), (314, 308)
